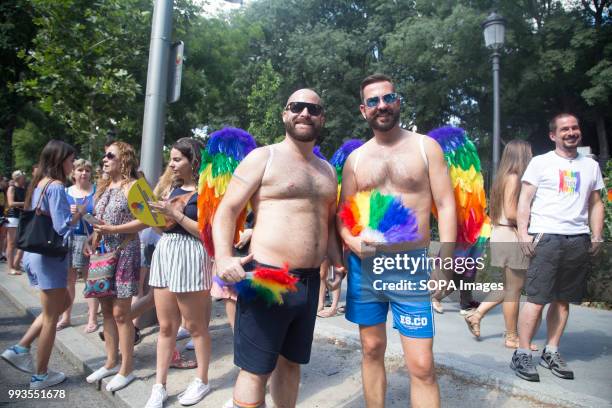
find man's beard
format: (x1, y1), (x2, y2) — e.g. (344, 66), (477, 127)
(367, 108), (400, 132)
(285, 119), (321, 142)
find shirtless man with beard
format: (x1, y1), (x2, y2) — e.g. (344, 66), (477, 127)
(213, 88), (344, 408)
(338, 74), (456, 408)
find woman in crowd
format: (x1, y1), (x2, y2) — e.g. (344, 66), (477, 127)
(144, 137), (213, 408)
(6, 170), (27, 275)
(0, 140), (77, 389)
(85, 141), (144, 392)
(0, 177), (9, 262)
(464, 139), (537, 350)
(57, 158), (98, 332)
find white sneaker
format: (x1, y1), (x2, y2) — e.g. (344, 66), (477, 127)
(185, 339), (195, 350)
(86, 364), (120, 383)
(145, 383), (168, 408)
(1, 346), (34, 373)
(105, 372), (136, 392)
(176, 326), (191, 341)
(30, 370), (66, 389)
(178, 377), (210, 406)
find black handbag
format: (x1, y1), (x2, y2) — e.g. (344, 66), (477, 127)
(16, 180), (69, 258)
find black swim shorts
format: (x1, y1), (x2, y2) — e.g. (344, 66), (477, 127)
(234, 261), (320, 375)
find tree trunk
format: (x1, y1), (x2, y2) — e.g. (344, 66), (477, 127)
(595, 114), (609, 167)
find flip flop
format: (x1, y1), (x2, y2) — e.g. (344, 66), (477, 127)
(317, 308), (337, 318)
(83, 322), (98, 334)
(56, 320), (71, 331)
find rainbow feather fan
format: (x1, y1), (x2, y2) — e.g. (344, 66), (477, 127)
(427, 126), (488, 245)
(339, 189), (420, 244)
(198, 127), (257, 255)
(213, 264), (298, 305)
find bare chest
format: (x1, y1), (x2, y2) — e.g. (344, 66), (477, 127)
(355, 153), (429, 193)
(259, 161), (336, 203)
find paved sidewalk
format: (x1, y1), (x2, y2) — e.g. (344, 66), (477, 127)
(1, 263), (610, 407)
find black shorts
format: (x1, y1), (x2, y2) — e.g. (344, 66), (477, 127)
(526, 234), (591, 305)
(234, 261), (320, 375)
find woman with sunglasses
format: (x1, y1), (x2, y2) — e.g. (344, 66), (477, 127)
(1, 140), (77, 389)
(144, 137), (213, 408)
(85, 142), (145, 392)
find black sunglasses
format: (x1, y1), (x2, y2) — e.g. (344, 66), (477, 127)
(365, 92), (399, 108)
(103, 152), (116, 160)
(285, 102), (324, 116)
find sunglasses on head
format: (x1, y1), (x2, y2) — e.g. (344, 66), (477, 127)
(103, 152), (116, 160)
(285, 102), (323, 116)
(365, 92), (399, 108)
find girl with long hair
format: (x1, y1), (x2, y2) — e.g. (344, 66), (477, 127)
(1, 140), (77, 389)
(144, 137), (213, 407)
(464, 139), (537, 350)
(85, 141), (145, 391)
(57, 158), (99, 332)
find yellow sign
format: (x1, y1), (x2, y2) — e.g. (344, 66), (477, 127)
(128, 178), (166, 227)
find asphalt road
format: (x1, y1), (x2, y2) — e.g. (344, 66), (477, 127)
(0, 290), (114, 408)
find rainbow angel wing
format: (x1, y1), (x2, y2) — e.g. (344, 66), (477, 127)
(198, 127), (257, 256)
(330, 139), (364, 201)
(428, 126), (490, 276)
(339, 189), (420, 244)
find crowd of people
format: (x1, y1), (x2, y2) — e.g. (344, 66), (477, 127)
(0, 73), (605, 408)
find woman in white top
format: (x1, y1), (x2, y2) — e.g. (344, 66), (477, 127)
(464, 140), (537, 350)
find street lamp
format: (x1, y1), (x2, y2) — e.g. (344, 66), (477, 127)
(482, 11), (506, 181)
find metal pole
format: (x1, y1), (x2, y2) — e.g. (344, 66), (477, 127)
(140, 0), (173, 185)
(491, 51), (501, 181)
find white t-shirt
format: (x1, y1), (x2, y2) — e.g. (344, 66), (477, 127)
(522, 151), (604, 234)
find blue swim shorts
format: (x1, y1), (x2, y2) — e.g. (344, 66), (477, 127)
(345, 250), (435, 338)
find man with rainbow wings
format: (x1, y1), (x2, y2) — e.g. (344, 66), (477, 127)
(337, 74), (457, 408)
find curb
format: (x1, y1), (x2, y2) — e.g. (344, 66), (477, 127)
(2, 271), (608, 408)
(0, 275), (149, 408)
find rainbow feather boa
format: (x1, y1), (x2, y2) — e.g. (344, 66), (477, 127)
(198, 127), (257, 256)
(213, 264), (298, 305)
(339, 189), (420, 244)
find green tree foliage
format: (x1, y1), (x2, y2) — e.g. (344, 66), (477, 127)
(246, 60), (283, 145)
(5, 0), (610, 170)
(0, 0), (37, 176)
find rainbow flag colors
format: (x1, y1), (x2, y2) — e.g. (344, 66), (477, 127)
(339, 189), (420, 244)
(198, 127), (257, 255)
(428, 126), (488, 245)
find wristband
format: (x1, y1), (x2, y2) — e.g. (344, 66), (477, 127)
(591, 237), (604, 243)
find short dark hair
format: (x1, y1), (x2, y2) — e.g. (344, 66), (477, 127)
(360, 74), (394, 101)
(549, 113), (579, 133)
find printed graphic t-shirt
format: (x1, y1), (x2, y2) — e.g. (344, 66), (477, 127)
(522, 151), (604, 234)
